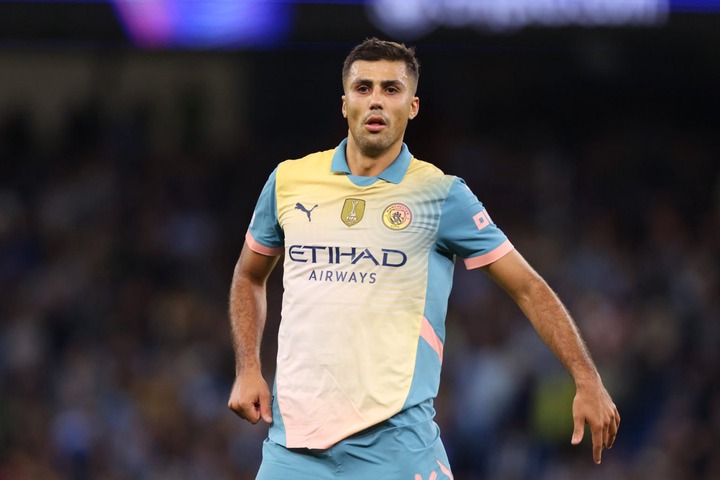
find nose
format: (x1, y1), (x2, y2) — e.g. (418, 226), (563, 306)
(369, 88), (383, 109)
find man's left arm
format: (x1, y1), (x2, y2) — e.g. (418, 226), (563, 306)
(482, 249), (621, 464)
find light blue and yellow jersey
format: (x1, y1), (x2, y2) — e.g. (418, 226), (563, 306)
(247, 138), (513, 450)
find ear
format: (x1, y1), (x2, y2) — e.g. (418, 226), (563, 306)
(408, 96), (420, 120)
(341, 95), (347, 118)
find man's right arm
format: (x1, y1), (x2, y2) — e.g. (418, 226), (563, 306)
(227, 242), (280, 424)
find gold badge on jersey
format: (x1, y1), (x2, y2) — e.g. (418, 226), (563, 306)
(382, 203), (412, 230)
(341, 198), (366, 227)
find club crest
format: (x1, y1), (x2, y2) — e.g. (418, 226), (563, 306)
(382, 203), (412, 230)
(341, 198), (366, 227)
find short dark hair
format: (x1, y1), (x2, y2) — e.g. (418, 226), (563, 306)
(342, 37), (420, 91)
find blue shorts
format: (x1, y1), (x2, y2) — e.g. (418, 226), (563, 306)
(256, 417), (453, 480)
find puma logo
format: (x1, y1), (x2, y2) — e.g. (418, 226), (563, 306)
(295, 202), (318, 222)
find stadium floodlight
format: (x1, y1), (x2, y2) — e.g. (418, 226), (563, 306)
(367, 0), (670, 38)
(111, 0), (291, 48)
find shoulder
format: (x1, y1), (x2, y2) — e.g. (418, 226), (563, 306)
(273, 149), (335, 191)
(407, 157), (445, 176)
(277, 148), (335, 176)
(406, 157), (457, 193)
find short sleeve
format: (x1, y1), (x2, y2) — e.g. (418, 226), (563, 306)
(437, 177), (514, 269)
(246, 168), (284, 256)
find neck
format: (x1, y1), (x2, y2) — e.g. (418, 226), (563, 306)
(345, 136), (403, 177)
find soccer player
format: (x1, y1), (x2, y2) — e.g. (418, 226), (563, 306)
(228, 38), (620, 479)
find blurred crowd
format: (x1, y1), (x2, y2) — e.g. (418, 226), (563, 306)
(1, 44), (719, 480)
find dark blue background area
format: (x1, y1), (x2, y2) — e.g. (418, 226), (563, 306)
(1, 2), (719, 479)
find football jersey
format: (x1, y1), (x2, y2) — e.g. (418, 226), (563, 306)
(246, 138), (513, 449)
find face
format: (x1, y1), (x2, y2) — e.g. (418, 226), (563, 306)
(342, 60), (419, 158)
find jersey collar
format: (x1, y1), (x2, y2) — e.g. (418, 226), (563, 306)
(330, 138), (412, 184)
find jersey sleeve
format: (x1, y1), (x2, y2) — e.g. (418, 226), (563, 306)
(437, 177), (514, 269)
(245, 168), (284, 256)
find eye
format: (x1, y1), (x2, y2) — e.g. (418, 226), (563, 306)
(355, 85), (370, 93)
(386, 86), (400, 94)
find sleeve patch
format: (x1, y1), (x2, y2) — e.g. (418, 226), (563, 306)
(473, 209), (492, 231)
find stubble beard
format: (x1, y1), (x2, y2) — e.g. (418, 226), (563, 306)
(352, 126), (397, 158)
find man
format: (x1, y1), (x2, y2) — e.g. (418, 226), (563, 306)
(228, 38), (620, 479)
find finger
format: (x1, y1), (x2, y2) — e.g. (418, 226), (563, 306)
(245, 400), (261, 424)
(228, 399), (244, 418)
(228, 397), (260, 424)
(607, 407), (621, 449)
(591, 424), (603, 464)
(607, 420), (617, 449)
(571, 416), (585, 445)
(602, 422), (610, 453)
(259, 391), (273, 424)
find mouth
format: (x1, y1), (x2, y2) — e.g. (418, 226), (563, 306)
(364, 115), (387, 133)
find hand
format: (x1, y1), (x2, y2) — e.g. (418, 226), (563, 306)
(570, 380), (620, 464)
(228, 368), (273, 424)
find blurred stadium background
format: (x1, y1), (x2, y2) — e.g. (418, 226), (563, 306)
(1, 1), (719, 479)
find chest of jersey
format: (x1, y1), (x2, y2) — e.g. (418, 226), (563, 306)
(275, 164), (451, 304)
(277, 170), (449, 249)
